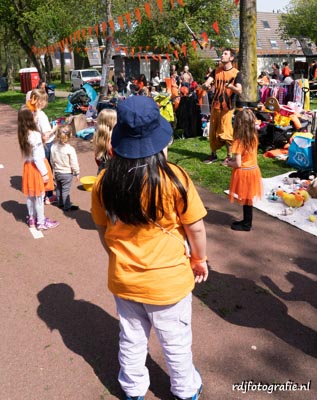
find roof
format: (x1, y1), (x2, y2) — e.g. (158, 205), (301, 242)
(256, 11), (317, 57)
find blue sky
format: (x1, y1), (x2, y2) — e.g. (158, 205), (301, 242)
(257, 0), (290, 12)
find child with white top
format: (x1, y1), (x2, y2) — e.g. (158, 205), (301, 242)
(50, 125), (80, 211)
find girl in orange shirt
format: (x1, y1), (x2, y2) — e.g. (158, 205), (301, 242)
(223, 109), (263, 231)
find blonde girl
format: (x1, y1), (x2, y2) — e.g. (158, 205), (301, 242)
(50, 125), (80, 211)
(17, 106), (59, 230)
(27, 88), (57, 204)
(224, 108), (263, 231)
(93, 108), (117, 174)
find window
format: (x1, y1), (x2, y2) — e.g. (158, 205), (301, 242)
(262, 20), (271, 29)
(256, 34), (262, 49)
(270, 40), (278, 48)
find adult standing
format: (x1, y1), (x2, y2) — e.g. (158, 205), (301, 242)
(180, 65), (193, 88)
(91, 95), (208, 400)
(203, 48), (243, 164)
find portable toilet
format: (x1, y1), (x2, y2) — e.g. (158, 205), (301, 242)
(19, 67), (40, 93)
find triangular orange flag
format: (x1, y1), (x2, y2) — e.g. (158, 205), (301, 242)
(170, 0), (174, 8)
(201, 31), (208, 43)
(212, 21), (220, 35)
(157, 0), (163, 13)
(135, 8), (142, 24)
(173, 50), (179, 59)
(131, 47), (135, 56)
(108, 20), (115, 34)
(117, 15), (124, 31)
(102, 22), (107, 34)
(88, 26), (92, 36)
(94, 24), (99, 36)
(125, 12), (132, 27)
(181, 44), (187, 57)
(191, 40), (197, 51)
(234, 0), (239, 5)
(177, 0), (185, 6)
(144, 3), (151, 19)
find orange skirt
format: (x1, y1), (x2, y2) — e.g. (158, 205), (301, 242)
(229, 166), (263, 205)
(22, 159), (54, 197)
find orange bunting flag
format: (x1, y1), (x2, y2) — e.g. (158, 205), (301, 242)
(125, 12), (132, 27)
(191, 40), (197, 51)
(212, 21), (220, 35)
(131, 47), (135, 56)
(69, 35), (73, 45)
(157, 0), (163, 13)
(144, 3), (151, 19)
(102, 22), (107, 34)
(177, 0), (185, 6)
(94, 24), (99, 36)
(173, 49), (179, 59)
(234, 0), (239, 5)
(135, 8), (142, 24)
(201, 31), (208, 43)
(108, 19), (115, 33)
(88, 26), (92, 36)
(181, 44), (187, 57)
(117, 15), (124, 30)
(165, 53), (171, 62)
(170, 0), (174, 8)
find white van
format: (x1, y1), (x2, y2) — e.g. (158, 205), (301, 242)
(71, 69), (101, 91)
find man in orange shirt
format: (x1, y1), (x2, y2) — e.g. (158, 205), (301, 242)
(282, 62), (291, 79)
(203, 48), (243, 164)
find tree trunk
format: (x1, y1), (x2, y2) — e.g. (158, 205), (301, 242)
(238, 0), (258, 106)
(4, 38), (15, 90)
(100, 0), (112, 98)
(60, 49), (65, 84)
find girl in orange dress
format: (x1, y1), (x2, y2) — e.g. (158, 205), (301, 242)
(17, 106), (59, 231)
(223, 108), (263, 231)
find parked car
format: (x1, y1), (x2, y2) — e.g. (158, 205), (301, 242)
(71, 69), (101, 91)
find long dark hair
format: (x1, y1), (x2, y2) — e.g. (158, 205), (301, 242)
(18, 106), (38, 157)
(101, 151), (188, 225)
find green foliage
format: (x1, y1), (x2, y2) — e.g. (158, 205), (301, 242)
(279, 0), (317, 44)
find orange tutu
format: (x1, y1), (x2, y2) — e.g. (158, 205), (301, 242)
(22, 159), (54, 197)
(229, 166), (263, 205)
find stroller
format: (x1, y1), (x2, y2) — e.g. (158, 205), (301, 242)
(65, 83), (98, 115)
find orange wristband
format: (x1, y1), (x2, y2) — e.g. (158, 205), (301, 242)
(191, 256), (207, 263)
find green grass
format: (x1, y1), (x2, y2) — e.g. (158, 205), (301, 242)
(1, 89), (315, 195)
(167, 136), (292, 195)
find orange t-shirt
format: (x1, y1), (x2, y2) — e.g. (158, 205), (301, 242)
(91, 164), (207, 305)
(232, 138), (258, 167)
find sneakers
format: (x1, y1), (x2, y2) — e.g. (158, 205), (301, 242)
(45, 195), (57, 205)
(173, 385), (203, 400)
(27, 216), (36, 228)
(203, 153), (218, 164)
(37, 218), (60, 231)
(125, 396), (144, 400)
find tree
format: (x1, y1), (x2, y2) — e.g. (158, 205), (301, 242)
(279, 0), (317, 45)
(238, 0), (257, 105)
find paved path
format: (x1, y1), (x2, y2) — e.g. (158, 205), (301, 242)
(0, 103), (317, 400)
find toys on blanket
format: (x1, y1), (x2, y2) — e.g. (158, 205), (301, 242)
(307, 178), (317, 198)
(267, 188), (280, 201)
(276, 188), (310, 208)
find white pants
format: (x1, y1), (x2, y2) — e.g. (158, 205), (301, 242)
(114, 293), (202, 398)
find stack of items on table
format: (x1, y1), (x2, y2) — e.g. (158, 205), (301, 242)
(254, 96), (312, 152)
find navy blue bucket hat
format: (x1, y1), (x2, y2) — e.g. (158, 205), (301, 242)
(111, 96), (173, 159)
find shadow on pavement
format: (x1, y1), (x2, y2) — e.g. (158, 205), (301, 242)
(2, 200), (26, 223)
(194, 269), (317, 359)
(37, 283), (170, 399)
(10, 175), (22, 191)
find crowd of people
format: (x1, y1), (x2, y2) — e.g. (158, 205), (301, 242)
(17, 49), (268, 399)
